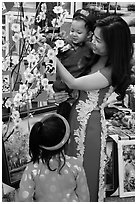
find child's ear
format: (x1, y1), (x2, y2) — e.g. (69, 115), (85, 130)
(87, 31), (93, 41)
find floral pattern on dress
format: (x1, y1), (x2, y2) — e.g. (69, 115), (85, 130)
(74, 90), (99, 160)
(74, 85), (114, 201)
(98, 86), (114, 202)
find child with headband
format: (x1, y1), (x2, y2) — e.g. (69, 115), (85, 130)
(53, 8), (95, 120)
(15, 113), (90, 202)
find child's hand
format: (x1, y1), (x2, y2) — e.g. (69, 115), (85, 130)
(54, 91), (69, 105)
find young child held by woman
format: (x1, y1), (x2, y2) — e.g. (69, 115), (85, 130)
(53, 8), (95, 119)
(15, 113), (90, 202)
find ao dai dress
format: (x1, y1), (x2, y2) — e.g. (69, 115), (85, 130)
(16, 155), (90, 202)
(67, 69), (114, 202)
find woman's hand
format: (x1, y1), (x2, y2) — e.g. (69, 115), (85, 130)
(54, 91), (69, 105)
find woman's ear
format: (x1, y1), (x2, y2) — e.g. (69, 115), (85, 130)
(87, 31), (93, 41)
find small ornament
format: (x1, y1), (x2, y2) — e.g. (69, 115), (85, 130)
(2, 71), (12, 98)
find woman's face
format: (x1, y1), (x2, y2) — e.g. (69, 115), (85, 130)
(91, 27), (108, 56)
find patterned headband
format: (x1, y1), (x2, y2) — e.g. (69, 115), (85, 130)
(39, 113), (70, 151)
(74, 9), (90, 21)
(80, 9), (90, 17)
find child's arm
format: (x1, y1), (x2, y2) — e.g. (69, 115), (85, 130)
(15, 164), (35, 202)
(74, 160), (90, 202)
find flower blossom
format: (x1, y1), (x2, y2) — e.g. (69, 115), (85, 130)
(39, 12), (46, 20)
(29, 36), (37, 44)
(54, 39), (65, 48)
(14, 93), (22, 102)
(12, 32), (22, 42)
(51, 18), (60, 27)
(11, 23), (20, 32)
(5, 98), (12, 108)
(41, 78), (49, 89)
(38, 46), (45, 56)
(19, 84), (28, 94)
(2, 43), (9, 51)
(24, 70), (34, 83)
(41, 3), (47, 12)
(8, 14), (15, 23)
(11, 110), (20, 119)
(60, 44), (71, 52)
(13, 117), (22, 127)
(23, 28), (31, 38)
(53, 6), (63, 14)
(11, 56), (19, 65)
(25, 53), (36, 63)
(47, 49), (55, 59)
(44, 56), (50, 64)
(2, 57), (10, 71)
(23, 15), (35, 26)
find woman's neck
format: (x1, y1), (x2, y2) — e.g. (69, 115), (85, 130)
(90, 55), (108, 74)
(98, 56), (108, 65)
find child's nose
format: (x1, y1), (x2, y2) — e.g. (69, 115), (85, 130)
(72, 32), (77, 37)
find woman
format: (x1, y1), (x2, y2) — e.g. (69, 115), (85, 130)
(56, 15), (133, 201)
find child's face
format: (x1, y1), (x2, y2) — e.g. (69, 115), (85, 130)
(70, 19), (89, 44)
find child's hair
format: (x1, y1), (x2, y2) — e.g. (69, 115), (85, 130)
(73, 8), (96, 32)
(29, 113), (70, 174)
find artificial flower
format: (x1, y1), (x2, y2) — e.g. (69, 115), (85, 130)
(39, 11), (46, 20)
(14, 93), (22, 102)
(12, 32), (22, 42)
(41, 3), (47, 12)
(7, 14), (15, 23)
(38, 46), (45, 56)
(19, 84), (28, 94)
(23, 28), (31, 38)
(41, 78), (49, 89)
(47, 49), (56, 59)
(53, 6), (63, 14)
(29, 35), (37, 44)
(54, 39), (65, 48)
(25, 53), (36, 63)
(5, 98), (12, 108)
(11, 23), (20, 32)
(11, 56), (19, 65)
(11, 110), (20, 119)
(24, 71), (34, 83)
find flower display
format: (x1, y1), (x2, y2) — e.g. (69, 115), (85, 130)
(2, 3), (69, 169)
(2, 3), (68, 125)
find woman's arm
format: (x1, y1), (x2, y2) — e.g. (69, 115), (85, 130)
(56, 58), (110, 91)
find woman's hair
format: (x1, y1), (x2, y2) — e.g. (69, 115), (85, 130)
(73, 8), (96, 32)
(94, 15), (134, 100)
(29, 113), (70, 174)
